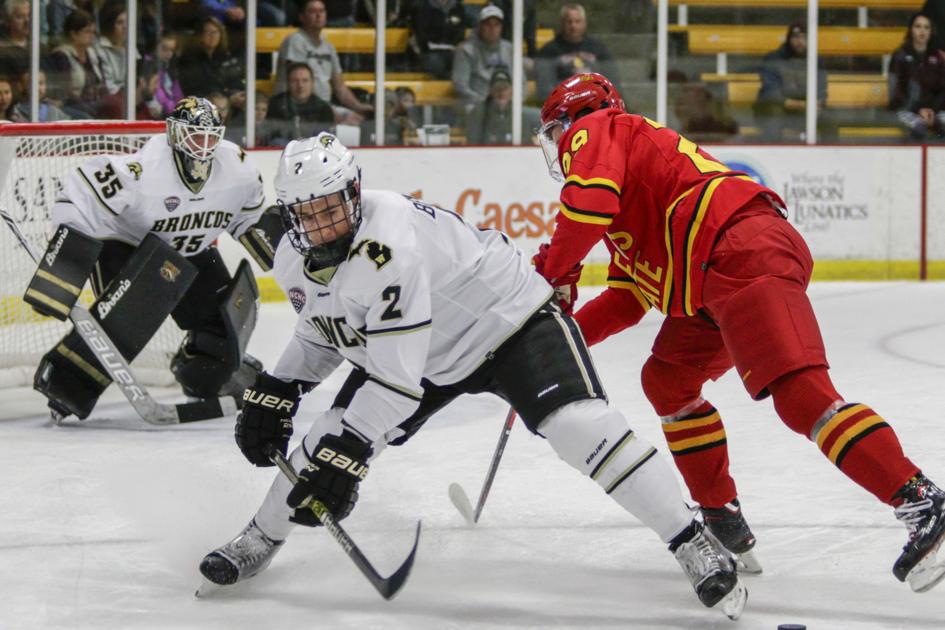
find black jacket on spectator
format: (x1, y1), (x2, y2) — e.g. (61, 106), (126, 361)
(889, 44), (945, 112)
(535, 33), (617, 101)
(268, 91), (334, 122)
(178, 47), (244, 98)
(403, 0), (467, 53)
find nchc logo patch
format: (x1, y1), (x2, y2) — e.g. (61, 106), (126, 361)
(288, 287), (306, 313)
(164, 196), (181, 212)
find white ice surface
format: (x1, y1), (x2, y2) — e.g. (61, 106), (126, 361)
(1, 283), (944, 630)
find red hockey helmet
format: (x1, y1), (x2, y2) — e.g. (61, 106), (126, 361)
(538, 73), (625, 180)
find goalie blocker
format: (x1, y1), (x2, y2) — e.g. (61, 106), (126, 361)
(34, 234), (198, 419)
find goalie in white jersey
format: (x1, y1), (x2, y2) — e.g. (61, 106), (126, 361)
(199, 133), (747, 617)
(23, 96), (283, 420)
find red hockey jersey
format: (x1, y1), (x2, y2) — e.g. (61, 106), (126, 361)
(543, 109), (785, 322)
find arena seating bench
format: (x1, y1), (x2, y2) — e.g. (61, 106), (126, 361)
(673, 24), (902, 73)
(255, 27), (555, 55)
(657, 0), (918, 8)
(721, 76), (888, 108)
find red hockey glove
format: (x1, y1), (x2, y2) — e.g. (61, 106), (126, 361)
(533, 243), (583, 315)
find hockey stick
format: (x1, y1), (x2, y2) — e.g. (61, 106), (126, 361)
(269, 448), (421, 600)
(1, 209), (238, 425)
(448, 406), (516, 524)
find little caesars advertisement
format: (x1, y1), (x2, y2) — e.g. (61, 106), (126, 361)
(250, 145), (924, 274)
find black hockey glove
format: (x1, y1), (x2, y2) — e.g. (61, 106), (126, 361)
(287, 430), (373, 525)
(235, 372), (304, 467)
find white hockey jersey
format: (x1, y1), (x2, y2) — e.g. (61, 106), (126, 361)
(52, 135), (266, 255)
(272, 190), (553, 443)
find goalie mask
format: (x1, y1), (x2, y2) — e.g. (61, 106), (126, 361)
(274, 133), (362, 271)
(167, 96), (225, 190)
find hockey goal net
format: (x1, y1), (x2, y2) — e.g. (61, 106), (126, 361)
(0, 121), (183, 388)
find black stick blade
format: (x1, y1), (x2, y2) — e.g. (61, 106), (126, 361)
(377, 521), (421, 600)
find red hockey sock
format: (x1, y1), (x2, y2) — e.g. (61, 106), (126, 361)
(769, 368), (919, 504)
(660, 401), (737, 508)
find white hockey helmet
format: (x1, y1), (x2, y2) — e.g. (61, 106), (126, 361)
(166, 96), (225, 188)
(274, 132), (362, 270)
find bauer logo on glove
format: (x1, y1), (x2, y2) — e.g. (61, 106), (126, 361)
(314, 445), (369, 480)
(243, 389), (296, 413)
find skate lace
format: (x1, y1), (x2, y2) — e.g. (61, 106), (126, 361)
(895, 498), (933, 536)
(679, 532), (722, 584)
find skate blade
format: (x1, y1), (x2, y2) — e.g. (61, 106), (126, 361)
(736, 550), (763, 575)
(194, 579), (222, 598)
(718, 579), (748, 621)
(907, 535), (945, 593)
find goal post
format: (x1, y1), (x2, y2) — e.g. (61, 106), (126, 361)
(0, 120), (184, 388)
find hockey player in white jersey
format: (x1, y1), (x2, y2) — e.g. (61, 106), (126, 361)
(198, 133), (747, 617)
(23, 96), (283, 420)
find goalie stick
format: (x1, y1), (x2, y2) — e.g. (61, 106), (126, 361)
(1, 209), (238, 425)
(269, 448), (421, 600)
(448, 406), (516, 524)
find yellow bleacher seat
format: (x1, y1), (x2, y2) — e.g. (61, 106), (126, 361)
(657, 0), (918, 7)
(678, 25), (902, 57)
(701, 72), (885, 83)
(256, 27), (554, 56)
(725, 79), (888, 108)
(256, 27), (411, 54)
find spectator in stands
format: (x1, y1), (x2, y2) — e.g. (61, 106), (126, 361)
(357, 0), (404, 27)
(384, 85), (420, 144)
(0, 0), (30, 79)
(0, 75), (25, 121)
(46, 0), (97, 43)
(466, 66), (540, 145)
(493, 0), (537, 57)
(134, 69), (163, 120)
(273, 0), (373, 121)
(178, 16), (245, 109)
(202, 0), (246, 28)
(453, 4), (520, 109)
(269, 61), (336, 145)
(141, 32), (184, 117)
(673, 83), (738, 143)
(47, 9), (109, 118)
(14, 70), (71, 121)
(535, 3), (617, 102)
(403, 0), (467, 79)
(753, 23), (828, 142)
(889, 13), (945, 140)
(252, 92), (278, 146)
(94, 3), (127, 98)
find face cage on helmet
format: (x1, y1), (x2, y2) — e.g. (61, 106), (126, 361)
(278, 182), (362, 270)
(538, 118), (569, 182)
(168, 117), (225, 162)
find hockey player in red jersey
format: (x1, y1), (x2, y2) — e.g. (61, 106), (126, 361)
(533, 72), (945, 593)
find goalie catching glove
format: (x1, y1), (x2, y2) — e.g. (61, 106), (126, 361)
(287, 430), (372, 525)
(235, 372), (304, 467)
(532, 242), (583, 315)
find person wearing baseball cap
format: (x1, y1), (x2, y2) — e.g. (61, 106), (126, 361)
(452, 4), (518, 108)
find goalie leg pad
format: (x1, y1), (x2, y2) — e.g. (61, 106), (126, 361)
(539, 398), (694, 542)
(24, 225), (102, 321)
(171, 259), (261, 399)
(33, 235), (197, 418)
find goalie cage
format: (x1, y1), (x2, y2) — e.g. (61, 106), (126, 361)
(0, 120), (184, 389)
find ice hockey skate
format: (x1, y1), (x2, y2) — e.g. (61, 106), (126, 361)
(701, 499), (763, 574)
(196, 519), (284, 596)
(892, 474), (945, 592)
(671, 520), (748, 620)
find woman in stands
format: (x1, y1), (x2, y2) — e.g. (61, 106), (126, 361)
(178, 16), (245, 114)
(889, 13), (945, 139)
